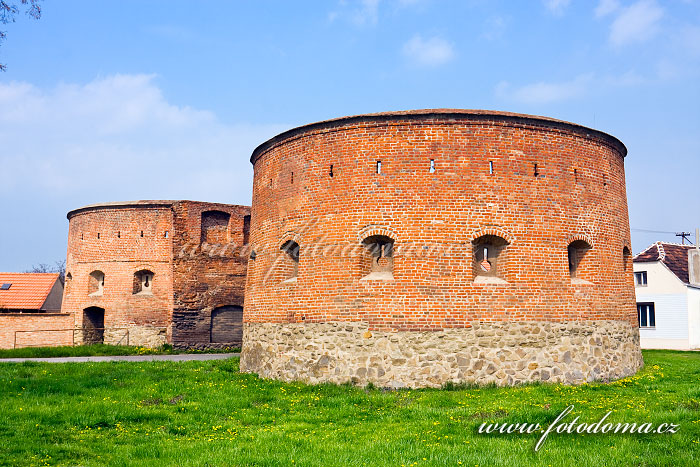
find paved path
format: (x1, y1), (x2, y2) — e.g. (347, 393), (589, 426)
(0, 353), (239, 363)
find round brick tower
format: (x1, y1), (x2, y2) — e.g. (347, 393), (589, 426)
(241, 109), (643, 388)
(62, 200), (250, 349)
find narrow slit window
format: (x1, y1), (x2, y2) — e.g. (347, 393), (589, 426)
(574, 169), (579, 183)
(164, 231), (169, 238)
(489, 161), (494, 174)
(97, 232), (100, 239)
(117, 231), (121, 238)
(329, 165), (334, 177)
(140, 230), (144, 238)
(623, 246), (631, 271)
(376, 160), (382, 174)
(429, 159), (436, 173)
(534, 163), (539, 177)
(291, 172), (294, 184)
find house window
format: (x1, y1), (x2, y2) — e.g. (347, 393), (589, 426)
(133, 270), (154, 295)
(472, 234), (508, 282)
(637, 302), (655, 328)
(634, 271), (647, 287)
(361, 235), (394, 280)
(280, 240), (300, 282)
(88, 271), (105, 296)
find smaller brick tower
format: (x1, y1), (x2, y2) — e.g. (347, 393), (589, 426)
(62, 200), (250, 348)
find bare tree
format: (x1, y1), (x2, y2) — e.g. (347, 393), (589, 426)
(26, 259), (65, 284)
(0, 0), (41, 71)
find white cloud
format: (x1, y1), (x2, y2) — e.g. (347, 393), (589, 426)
(543, 0), (571, 15)
(495, 73), (594, 104)
(482, 16), (506, 41)
(495, 69), (651, 104)
(402, 35), (455, 67)
(595, 0), (620, 18)
(356, 0), (381, 25)
(329, 0), (381, 26)
(655, 59), (681, 80)
(603, 69), (646, 86)
(0, 75), (287, 204)
(680, 25), (700, 58)
(609, 0), (664, 47)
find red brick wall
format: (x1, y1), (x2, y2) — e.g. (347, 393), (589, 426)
(0, 313), (74, 349)
(244, 110), (636, 331)
(171, 201), (250, 348)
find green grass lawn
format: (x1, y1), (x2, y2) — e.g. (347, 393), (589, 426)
(0, 350), (698, 466)
(0, 344), (239, 359)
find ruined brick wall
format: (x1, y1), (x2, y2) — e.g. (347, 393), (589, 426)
(241, 109), (642, 387)
(171, 201), (249, 349)
(62, 202), (174, 347)
(0, 313), (75, 349)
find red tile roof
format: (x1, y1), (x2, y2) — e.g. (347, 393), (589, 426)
(0, 273), (60, 310)
(634, 242), (697, 284)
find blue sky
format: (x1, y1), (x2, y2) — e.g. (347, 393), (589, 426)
(0, 0), (698, 271)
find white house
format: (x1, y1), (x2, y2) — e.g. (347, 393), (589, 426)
(633, 242), (700, 350)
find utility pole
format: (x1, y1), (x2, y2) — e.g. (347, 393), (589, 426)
(676, 232), (692, 245)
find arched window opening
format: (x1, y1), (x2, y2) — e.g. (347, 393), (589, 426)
(133, 270), (154, 295)
(568, 240), (593, 283)
(280, 240), (300, 282)
(623, 246), (632, 272)
(201, 210), (231, 244)
(361, 235), (395, 280)
(88, 270), (105, 296)
(472, 235), (509, 283)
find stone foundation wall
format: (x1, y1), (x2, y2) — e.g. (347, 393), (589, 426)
(76, 325), (167, 348)
(241, 321), (643, 388)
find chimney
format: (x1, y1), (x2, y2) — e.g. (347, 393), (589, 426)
(689, 228), (700, 286)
